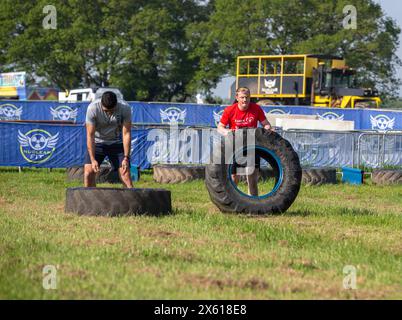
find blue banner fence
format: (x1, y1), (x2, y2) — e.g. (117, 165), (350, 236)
(0, 100), (401, 169)
(1, 122), (401, 169)
(1, 100), (402, 131)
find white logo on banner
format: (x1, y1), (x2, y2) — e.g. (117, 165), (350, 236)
(262, 78), (278, 94)
(291, 133), (321, 163)
(266, 108), (290, 115)
(0, 104), (23, 120)
(129, 137), (139, 158)
(50, 106), (78, 121)
(213, 110), (224, 127)
(18, 129), (59, 163)
(317, 112), (345, 121)
(370, 114), (395, 131)
(160, 107), (186, 124)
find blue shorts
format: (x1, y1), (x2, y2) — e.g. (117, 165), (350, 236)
(84, 143), (129, 169)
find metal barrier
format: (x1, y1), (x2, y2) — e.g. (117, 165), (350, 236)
(282, 129), (402, 169)
(357, 131), (402, 168)
(146, 127), (402, 169)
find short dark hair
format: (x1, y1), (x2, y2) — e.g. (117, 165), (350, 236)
(101, 91), (117, 109)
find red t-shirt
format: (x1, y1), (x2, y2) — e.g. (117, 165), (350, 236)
(220, 102), (266, 130)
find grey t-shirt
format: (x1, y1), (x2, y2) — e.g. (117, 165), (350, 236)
(85, 99), (132, 144)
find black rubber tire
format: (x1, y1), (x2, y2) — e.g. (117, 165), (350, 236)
(372, 169), (402, 185)
(153, 164), (205, 183)
(258, 99), (276, 106)
(66, 167), (84, 181)
(95, 167), (121, 184)
(66, 166), (121, 184)
(205, 128), (302, 214)
(302, 168), (337, 186)
(65, 187), (171, 216)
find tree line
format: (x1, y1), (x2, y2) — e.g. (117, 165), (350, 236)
(0, 0), (400, 101)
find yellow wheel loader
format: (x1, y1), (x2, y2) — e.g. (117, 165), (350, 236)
(233, 54), (381, 108)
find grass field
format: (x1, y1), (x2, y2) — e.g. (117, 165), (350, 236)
(0, 168), (401, 299)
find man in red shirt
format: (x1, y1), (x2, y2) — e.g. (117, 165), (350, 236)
(217, 87), (273, 196)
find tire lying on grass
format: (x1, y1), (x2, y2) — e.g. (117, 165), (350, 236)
(65, 187), (171, 216)
(205, 128), (302, 214)
(302, 168), (337, 186)
(66, 166), (120, 184)
(372, 169), (402, 185)
(153, 164), (205, 183)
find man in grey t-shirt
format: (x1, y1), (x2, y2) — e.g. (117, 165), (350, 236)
(84, 91), (133, 187)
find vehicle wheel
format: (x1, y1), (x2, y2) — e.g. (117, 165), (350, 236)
(153, 164), (205, 183)
(258, 99), (276, 106)
(302, 168), (337, 186)
(66, 167), (84, 181)
(65, 187), (171, 216)
(355, 102), (370, 108)
(372, 169), (402, 185)
(205, 128), (302, 214)
(66, 166), (121, 184)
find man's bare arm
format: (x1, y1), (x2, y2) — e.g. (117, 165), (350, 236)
(121, 121), (132, 174)
(217, 122), (231, 136)
(86, 123), (99, 172)
(261, 119), (273, 131)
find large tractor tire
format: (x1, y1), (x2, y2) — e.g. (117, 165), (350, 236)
(372, 169), (402, 185)
(258, 99), (277, 106)
(205, 128), (302, 214)
(302, 168), (337, 186)
(65, 187), (171, 216)
(153, 164), (205, 183)
(66, 166), (121, 184)
(355, 102), (370, 109)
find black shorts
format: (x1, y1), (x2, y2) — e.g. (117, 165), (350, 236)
(84, 143), (128, 169)
(232, 150), (261, 175)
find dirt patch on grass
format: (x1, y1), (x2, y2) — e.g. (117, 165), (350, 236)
(150, 249), (201, 263)
(70, 237), (123, 247)
(232, 252), (261, 263)
(182, 274), (269, 291)
(270, 266), (402, 299)
(0, 196), (8, 206)
(276, 278), (400, 299)
(62, 266), (90, 279)
(288, 259), (320, 271)
(146, 230), (178, 237)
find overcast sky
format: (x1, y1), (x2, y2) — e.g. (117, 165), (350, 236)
(213, 0), (402, 99)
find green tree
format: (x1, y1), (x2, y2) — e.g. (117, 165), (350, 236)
(192, 0), (401, 97)
(1, 0), (400, 100)
(0, 0), (210, 101)
(113, 0), (212, 101)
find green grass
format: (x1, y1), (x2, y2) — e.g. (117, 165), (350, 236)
(0, 168), (401, 299)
